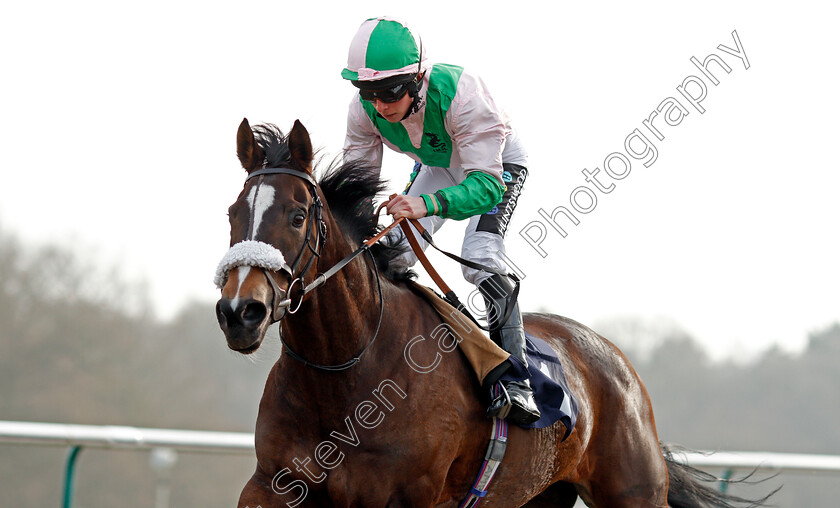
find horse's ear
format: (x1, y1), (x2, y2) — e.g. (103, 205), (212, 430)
(288, 119), (313, 173)
(237, 118), (264, 172)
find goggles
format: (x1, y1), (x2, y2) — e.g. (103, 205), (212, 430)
(359, 80), (413, 103)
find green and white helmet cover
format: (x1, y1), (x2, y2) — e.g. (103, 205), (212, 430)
(341, 17), (428, 83)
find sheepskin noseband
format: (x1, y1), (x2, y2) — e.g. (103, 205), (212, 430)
(214, 240), (291, 289)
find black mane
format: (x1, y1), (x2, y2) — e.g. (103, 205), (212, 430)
(251, 123), (411, 280)
(319, 159), (412, 280)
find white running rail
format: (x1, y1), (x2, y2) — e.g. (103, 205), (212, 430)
(2, 420), (840, 473)
(674, 450), (840, 474)
(0, 420), (253, 454)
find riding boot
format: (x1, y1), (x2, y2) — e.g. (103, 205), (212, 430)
(479, 274), (541, 425)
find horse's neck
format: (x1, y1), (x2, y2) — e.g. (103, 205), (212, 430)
(280, 234), (387, 369)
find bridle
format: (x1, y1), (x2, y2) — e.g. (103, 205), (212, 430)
(244, 167), (326, 322)
(231, 166), (390, 371)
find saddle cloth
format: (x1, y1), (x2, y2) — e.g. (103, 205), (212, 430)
(408, 282), (578, 437)
(500, 334), (578, 436)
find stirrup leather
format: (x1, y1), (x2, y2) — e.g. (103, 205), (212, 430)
(486, 382), (512, 419)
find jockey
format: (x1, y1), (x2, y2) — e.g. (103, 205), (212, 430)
(341, 17), (540, 425)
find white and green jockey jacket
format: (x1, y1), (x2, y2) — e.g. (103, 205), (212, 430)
(343, 64), (528, 220)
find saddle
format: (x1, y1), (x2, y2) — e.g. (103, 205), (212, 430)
(407, 281), (510, 385)
(407, 281), (578, 435)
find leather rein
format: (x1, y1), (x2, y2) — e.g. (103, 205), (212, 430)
(243, 167), (389, 372)
(240, 167), (518, 371)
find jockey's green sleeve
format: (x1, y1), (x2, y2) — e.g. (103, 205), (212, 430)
(420, 171), (505, 220)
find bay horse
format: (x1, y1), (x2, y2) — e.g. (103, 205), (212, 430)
(215, 119), (772, 507)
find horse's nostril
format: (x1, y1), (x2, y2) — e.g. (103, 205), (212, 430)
(241, 301), (267, 326)
(216, 300), (230, 328)
(217, 298), (267, 329)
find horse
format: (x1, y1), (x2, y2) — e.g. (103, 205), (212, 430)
(215, 119), (773, 507)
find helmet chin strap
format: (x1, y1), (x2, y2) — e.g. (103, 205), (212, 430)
(403, 38), (425, 119)
(403, 72), (426, 120)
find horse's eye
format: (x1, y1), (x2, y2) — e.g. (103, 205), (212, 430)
(292, 213), (306, 228)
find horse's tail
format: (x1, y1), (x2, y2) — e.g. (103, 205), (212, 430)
(663, 445), (780, 508)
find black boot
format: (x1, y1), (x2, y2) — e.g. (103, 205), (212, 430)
(479, 274), (541, 425)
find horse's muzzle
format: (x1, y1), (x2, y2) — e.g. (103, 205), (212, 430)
(216, 297), (269, 353)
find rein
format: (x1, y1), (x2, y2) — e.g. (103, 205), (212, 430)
(282, 249), (385, 371)
(396, 218), (519, 332)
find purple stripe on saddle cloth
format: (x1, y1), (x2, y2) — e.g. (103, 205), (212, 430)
(498, 333), (579, 436)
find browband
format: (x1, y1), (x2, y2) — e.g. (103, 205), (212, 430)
(247, 167), (317, 187)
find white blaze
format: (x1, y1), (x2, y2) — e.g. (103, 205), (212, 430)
(231, 266), (251, 311)
(246, 183), (275, 239)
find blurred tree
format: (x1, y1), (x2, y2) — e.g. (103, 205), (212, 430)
(0, 227), (270, 507)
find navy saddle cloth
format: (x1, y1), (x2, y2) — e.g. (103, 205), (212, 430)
(498, 333), (579, 437)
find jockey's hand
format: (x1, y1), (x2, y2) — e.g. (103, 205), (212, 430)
(385, 194), (427, 220)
